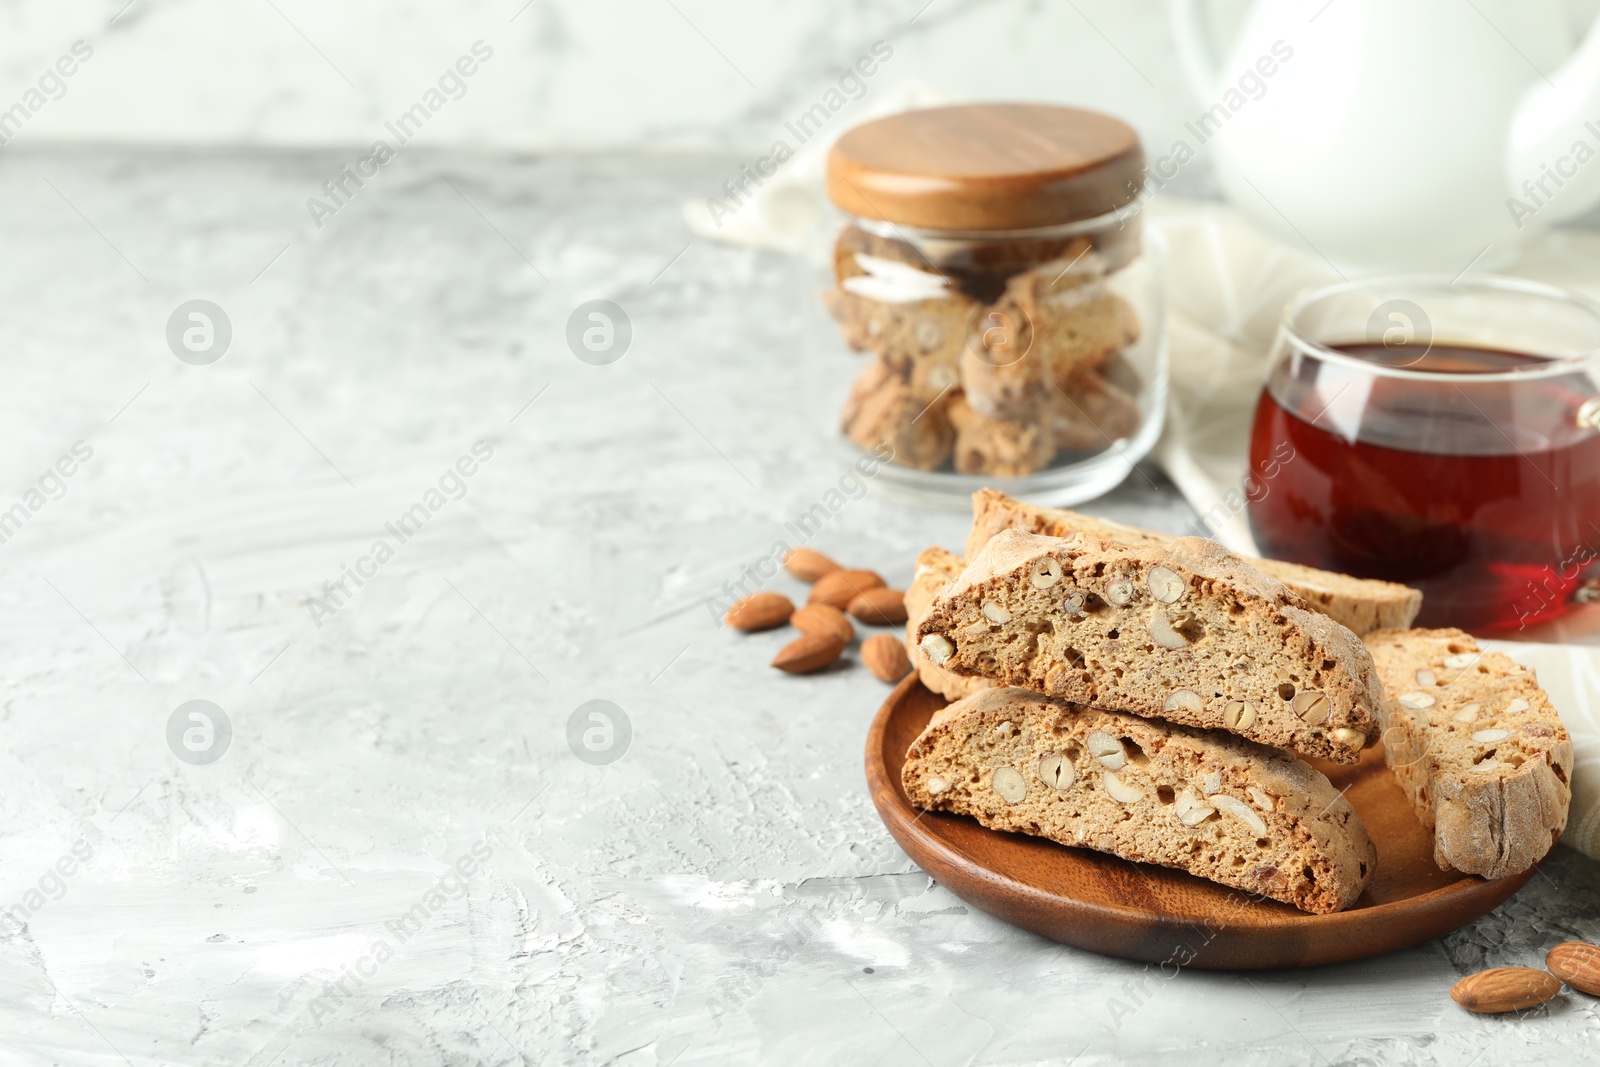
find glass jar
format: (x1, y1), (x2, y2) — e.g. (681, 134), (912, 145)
(823, 103), (1168, 507)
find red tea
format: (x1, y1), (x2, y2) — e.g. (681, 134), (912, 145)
(1247, 342), (1600, 631)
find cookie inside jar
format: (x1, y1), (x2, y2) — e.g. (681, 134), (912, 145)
(824, 103), (1163, 485)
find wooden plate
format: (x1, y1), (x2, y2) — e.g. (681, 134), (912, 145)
(865, 675), (1539, 970)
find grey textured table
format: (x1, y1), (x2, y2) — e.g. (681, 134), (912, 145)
(0, 148), (1596, 1066)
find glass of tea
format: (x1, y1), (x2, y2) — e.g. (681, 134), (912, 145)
(1246, 276), (1600, 632)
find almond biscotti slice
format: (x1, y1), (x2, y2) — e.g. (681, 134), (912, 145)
(958, 264), (1109, 420)
(947, 393), (1055, 477)
(905, 547), (994, 702)
(902, 687), (1376, 913)
(917, 529), (1384, 763)
(1364, 628), (1573, 879)
(1049, 355), (1142, 452)
(1001, 259), (1141, 390)
(1257, 559), (1423, 636)
(965, 489), (1422, 635)
(840, 359), (954, 471)
(824, 287), (972, 401)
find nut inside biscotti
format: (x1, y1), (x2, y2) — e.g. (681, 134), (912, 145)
(1365, 627), (1573, 878)
(902, 688), (1376, 914)
(916, 529), (1384, 764)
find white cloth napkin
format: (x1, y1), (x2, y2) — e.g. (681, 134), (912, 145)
(686, 103), (1600, 863)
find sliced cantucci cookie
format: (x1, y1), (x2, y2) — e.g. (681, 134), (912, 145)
(1001, 257), (1141, 392)
(964, 488), (1422, 635)
(840, 359), (954, 471)
(965, 487), (1153, 562)
(1245, 558), (1422, 638)
(1364, 628), (1573, 879)
(947, 393), (1055, 477)
(826, 226), (974, 404)
(904, 546), (994, 702)
(916, 529), (1384, 764)
(1049, 354), (1142, 453)
(902, 687), (1377, 914)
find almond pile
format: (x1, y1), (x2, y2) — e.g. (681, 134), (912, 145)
(1450, 940), (1600, 1013)
(724, 548), (911, 683)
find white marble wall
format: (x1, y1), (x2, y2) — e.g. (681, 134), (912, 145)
(8, 1), (1600, 155)
(0, 0), (1208, 153)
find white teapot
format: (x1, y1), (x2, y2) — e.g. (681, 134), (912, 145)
(1167, 0), (1600, 270)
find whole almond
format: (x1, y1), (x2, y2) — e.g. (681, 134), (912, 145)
(862, 634), (911, 683)
(784, 547), (842, 583)
(1450, 967), (1562, 1013)
(848, 587), (908, 626)
(771, 632), (846, 674)
(791, 602), (854, 644)
(725, 591), (795, 631)
(809, 568), (886, 609)
(1547, 941), (1600, 995)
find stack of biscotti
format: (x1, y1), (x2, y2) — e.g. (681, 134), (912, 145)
(828, 224), (1143, 476)
(1364, 628), (1573, 878)
(965, 488), (1423, 635)
(900, 523), (1391, 912)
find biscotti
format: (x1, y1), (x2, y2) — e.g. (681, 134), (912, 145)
(1050, 356), (1142, 451)
(957, 311), (1051, 420)
(1364, 628), (1573, 879)
(965, 489), (1422, 635)
(904, 547), (993, 702)
(902, 687), (1376, 913)
(958, 260), (1110, 419)
(840, 359), (953, 471)
(823, 285), (970, 404)
(916, 529), (1384, 763)
(1001, 260), (1141, 391)
(826, 225), (1146, 476)
(948, 393), (1055, 477)
(1253, 558), (1423, 636)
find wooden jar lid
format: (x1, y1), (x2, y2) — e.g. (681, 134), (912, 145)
(826, 103), (1144, 232)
